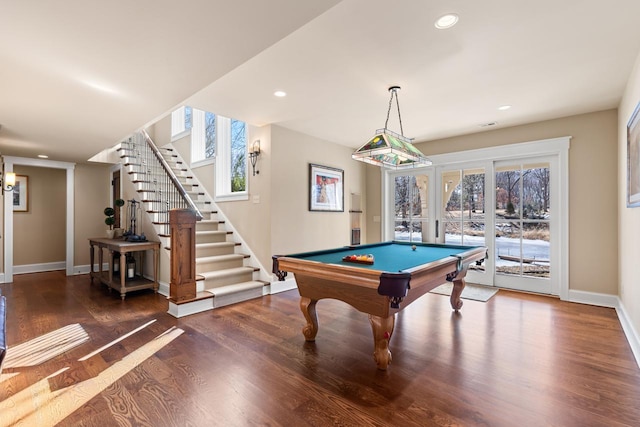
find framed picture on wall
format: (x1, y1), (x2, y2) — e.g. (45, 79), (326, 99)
(309, 164), (344, 212)
(628, 102), (640, 207)
(13, 175), (29, 212)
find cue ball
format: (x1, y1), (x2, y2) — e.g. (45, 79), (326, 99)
(411, 245), (417, 251)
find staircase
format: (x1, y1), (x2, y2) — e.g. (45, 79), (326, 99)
(119, 131), (267, 317)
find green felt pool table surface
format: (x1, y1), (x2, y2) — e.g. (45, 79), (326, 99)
(285, 241), (480, 273)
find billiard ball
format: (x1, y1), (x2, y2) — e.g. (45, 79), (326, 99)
(411, 245), (417, 251)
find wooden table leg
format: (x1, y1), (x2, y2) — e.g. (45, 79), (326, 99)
(153, 247), (159, 293)
(119, 252), (127, 300)
(450, 277), (466, 311)
(89, 243), (95, 282)
(98, 246), (104, 275)
(107, 249), (114, 285)
(450, 263), (470, 311)
(369, 314), (395, 370)
(299, 297), (318, 341)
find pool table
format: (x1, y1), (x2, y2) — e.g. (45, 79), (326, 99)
(272, 241), (487, 370)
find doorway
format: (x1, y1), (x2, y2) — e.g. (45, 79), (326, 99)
(2, 156), (75, 283)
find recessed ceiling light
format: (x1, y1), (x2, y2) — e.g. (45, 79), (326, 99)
(498, 105), (512, 111)
(38, 154), (49, 159)
(274, 90), (287, 97)
(435, 13), (459, 29)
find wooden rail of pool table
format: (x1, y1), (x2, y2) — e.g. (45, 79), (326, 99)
(273, 246), (487, 369)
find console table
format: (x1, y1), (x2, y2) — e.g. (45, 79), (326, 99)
(89, 237), (160, 300)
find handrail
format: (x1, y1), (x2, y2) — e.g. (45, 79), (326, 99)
(140, 129), (203, 221)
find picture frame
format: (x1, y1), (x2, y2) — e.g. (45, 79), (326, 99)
(309, 163), (344, 212)
(628, 102), (640, 207)
(13, 175), (29, 212)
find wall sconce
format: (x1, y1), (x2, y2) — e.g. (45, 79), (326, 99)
(1, 171), (16, 194)
(249, 140), (261, 176)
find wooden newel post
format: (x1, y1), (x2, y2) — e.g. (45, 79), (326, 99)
(169, 208), (197, 302)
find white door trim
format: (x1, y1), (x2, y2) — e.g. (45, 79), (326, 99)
(2, 156), (75, 282)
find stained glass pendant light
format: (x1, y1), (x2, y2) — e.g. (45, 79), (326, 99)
(352, 86), (431, 169)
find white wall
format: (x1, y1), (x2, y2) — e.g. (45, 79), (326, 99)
(270, 125), (366, 255)
(618, 50), (640, 338)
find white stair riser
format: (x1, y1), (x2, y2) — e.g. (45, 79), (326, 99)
(196, 233), (228, 244)
(197, 222), (219, 232)
(121, 155), (137, 164)
(196, 244), (235, 257)
(137, 191), (156, 200)
(202, 270), (254, 288)
(196, 257), (244, 274)
(145, 201), (169, 212)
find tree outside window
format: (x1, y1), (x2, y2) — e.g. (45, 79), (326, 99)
(230, 119), (246, 192)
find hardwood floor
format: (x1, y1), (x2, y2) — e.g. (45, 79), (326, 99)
(1, 271), (639, 426)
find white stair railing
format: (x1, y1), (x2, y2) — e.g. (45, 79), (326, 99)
(121, 130), (202, 235)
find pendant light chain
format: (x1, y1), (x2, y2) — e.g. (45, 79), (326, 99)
(383, 86), (404, 136)
(395, 89), (404, 136)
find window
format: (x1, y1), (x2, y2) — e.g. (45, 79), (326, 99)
(191, 109), (216, 164)
(215, 116), (248, 200)
(171, 106), (247, 200)
(171, 106), (192, 139)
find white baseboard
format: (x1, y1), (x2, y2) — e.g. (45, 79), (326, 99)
(614, 300), (640, 369)
(73, 264), (110, 275)
(267, 277), (297, 295)
(567, 289), (619, 308)
(168, 298), (214, 318)
(157, 280), (169, 297)
(14, 262), (66, 275)
(569, 289), (640, 369)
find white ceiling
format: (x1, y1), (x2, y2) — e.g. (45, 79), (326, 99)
(2, 0), (640, 163)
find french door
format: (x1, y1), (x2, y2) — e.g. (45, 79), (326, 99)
(387, 166), (489, 286)
(435, 164), (491, 286)
(385, 147), (565, 295)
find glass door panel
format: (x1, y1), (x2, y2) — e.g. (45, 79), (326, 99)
(495, 162), (551, 293)
(441, 168), (486, 247)
(394, 174), (429, 242)
(440, 167), (487, 282)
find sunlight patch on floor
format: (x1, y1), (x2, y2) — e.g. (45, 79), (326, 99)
(0, 327), (184, 426)
(3, 323), (89, 369)
(0, 371), (20, 384)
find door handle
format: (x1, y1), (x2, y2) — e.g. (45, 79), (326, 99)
(435, 220), (439, 239)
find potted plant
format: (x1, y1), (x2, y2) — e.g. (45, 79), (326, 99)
(104, 199), (125, 239)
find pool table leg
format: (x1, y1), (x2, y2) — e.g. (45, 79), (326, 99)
(299, 297), (318, 341)
(450, 276), (466, 311)
(369, 314), (395, 370)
